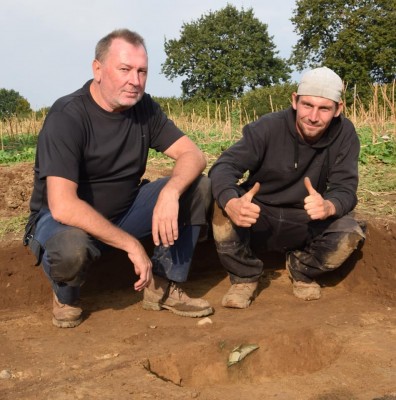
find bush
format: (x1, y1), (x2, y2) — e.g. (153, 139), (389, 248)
(240, 82), (297, 119)
(154, 82), (299, 123)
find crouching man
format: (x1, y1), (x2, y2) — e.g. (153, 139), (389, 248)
(24, 29), (213, 327)
(209, 67), (365, 308)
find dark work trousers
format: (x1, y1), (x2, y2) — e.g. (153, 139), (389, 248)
(212, 202), (365, 284)
(25, 175), (212, 305)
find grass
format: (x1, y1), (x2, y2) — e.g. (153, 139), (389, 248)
(357, 163), (396, 216)
(0, 215), (29, 238)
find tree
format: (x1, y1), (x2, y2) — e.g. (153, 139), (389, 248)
(161, 5), (291, 100)
(0, 88), (32, 119)
(290, 0), (396, 93)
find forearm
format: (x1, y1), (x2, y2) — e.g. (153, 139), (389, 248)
(50, 197), (141, 254)
(165, 150), (206, 197)
(209, 163), (244, 209)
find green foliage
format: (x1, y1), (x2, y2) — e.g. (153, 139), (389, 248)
(189, 130), (236, 157)
(241, 83), (298, 118)
(290, 0), (396, 102)
(154, 83), (298, 123)
(148, 130), (236, 161)
(153, 96), (218, 118)
(0, 88), (32, 119)
(35, 107), (50, 118)
(358, 127), (396, 165)
(0, 147), (35, 164)
(0, 134), (37, 164)
(162, 4), (291, 100)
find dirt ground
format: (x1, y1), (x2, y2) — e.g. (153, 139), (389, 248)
(0, 163), (395, 400)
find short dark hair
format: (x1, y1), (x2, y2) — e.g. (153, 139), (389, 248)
(95, 29), (146, 62)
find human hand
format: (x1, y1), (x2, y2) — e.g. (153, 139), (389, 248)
(224, 182), (261, 227)
(304, 177), (335, 220)
(127, 240), (153, 291)
(152, 187), (179, 247)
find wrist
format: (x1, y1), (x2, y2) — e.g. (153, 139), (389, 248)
(161, 182), (182, 200)
(325, 200), (336, 217)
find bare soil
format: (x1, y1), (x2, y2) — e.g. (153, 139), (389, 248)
(0, 163), (395, 400)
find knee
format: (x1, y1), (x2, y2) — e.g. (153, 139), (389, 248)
(196, 175), (212, 214)
(322, 231), (364, 270)
(212, 202), (239, 243)
(179, 175), (213, 226)
(197, 174), (211, 196)
(45, 228), (100, 283)
(328, 215), (366, 239)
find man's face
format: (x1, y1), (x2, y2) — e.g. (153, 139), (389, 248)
(292, 93), (343, 143)
(92, 38), (148, 112)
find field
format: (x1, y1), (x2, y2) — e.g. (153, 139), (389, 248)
(0, 99), (396, 399)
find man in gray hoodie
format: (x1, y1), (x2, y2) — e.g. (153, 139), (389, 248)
(209, 67), (366, 308)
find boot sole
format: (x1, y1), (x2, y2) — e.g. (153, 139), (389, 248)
(52, 317), (82, 328)
(142, 300), (213, 318)
(292, 286), (321, 301)
(222, 299), (252, 309)
(221, 286), (257, 309)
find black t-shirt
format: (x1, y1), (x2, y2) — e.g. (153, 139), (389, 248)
(29, 80), (184, 221)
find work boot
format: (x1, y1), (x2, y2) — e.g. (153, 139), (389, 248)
(292, 280), (321, 301)
(285, 259), (321, 301)
(142, 275), (213, 318)
(222, 281), (258, 309)
(52, 293), (83, 328)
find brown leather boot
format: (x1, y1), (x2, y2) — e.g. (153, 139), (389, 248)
(291, 280), (321, 301)
(143, 275), (213, 318)
(222, 282), (258, 309)
(285, 259), (321, 301)
(52, 293), (83, 328)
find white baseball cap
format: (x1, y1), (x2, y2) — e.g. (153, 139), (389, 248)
(297, 67), (344, 102)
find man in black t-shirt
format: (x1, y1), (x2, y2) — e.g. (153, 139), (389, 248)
(24, 29), (213, 328)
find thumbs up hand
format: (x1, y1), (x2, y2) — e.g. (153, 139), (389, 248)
(304, 177), (336, 220)
(225, 182), (261, 227)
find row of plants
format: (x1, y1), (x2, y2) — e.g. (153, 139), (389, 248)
(1, 125), (395, 166)
(1, 81), (395, 135)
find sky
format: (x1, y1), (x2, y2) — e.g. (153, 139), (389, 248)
(1, 0), (299, 110)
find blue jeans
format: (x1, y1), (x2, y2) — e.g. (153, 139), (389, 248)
(27, 176), (211, 304)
